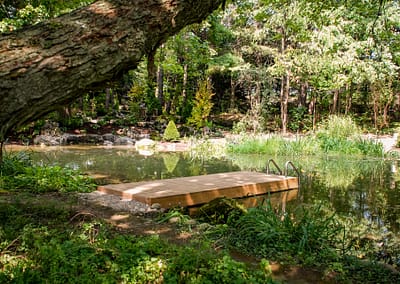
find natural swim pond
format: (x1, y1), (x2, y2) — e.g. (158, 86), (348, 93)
(25, 145), (400, 235)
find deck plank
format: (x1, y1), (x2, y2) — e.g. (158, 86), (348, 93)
(97, 171), (299, 208)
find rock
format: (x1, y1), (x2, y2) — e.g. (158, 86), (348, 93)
(151, 203), (162, 210)
(102, 133), (116, 142)
(114, 136), (135, 145)
(136, 138), (155, 148)
(85, 134), (104, 144)
(33, 133), (136, 146)
(168, 216), (181, 224)
(33, 135), (62, 146)
(61, 134), (103, 145)
(103, 140), (113, 147)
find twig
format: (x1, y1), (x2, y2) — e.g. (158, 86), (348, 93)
(69, 211), (97, 223)
(0, 236), (20, 255)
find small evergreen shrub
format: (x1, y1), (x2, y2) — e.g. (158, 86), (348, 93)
(163, 120), (180, 141)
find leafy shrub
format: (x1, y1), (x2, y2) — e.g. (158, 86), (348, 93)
(163, 120), (180, 141)
(288, 106), (312, 133)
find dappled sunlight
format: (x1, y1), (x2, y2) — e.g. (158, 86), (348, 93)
(100, 171), (299, 208)
(110, 213), (130, 221)
(87, 1), (118, 18)
(124, 182), (165, 194)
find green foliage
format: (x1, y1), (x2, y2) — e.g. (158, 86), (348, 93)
(0, 152), (96, 193)
(316, 115), (384, 156)
(223, 203), (342, 265)
(0, 1), (94, 32)
(317, 115), (361, 140)
(163, 120), (180, 141)
(163, 242), (274, 283)
(0, 4), (48, 32)
(288, 106), (312, 133)
(0, 198), (275, 283)
(227, 135), (278, 155)
(188, 79), (215, 129)
(205, 201), (400, 282)
(228, 116), (384, 157)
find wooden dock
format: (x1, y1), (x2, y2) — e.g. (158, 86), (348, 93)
(97, 171), (299, 209)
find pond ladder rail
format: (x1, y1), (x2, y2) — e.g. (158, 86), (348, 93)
(266, 159), (300, 189)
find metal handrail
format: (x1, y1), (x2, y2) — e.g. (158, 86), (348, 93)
(284, 161), (299, 177)
(284, 161), (300, 188)
(266, 159), (282, 175)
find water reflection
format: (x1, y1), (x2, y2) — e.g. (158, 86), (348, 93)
(29, 147), (400, 233)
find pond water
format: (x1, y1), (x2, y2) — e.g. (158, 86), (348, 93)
(27, 146), (400, 234)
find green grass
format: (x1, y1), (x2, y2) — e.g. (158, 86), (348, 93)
(227, 136), (285, 155)
(227, 116), (385, 157)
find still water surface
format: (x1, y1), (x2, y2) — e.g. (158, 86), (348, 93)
(29, 146), (400, 234)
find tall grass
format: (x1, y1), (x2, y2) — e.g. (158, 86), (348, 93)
(226, 203), (342, 265)
(227, 135), (282, 155)
(227, 116), (384, 157)
(317, 115), (362, 140)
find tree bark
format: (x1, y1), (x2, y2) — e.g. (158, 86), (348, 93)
(298, 82), (307, 108)
(0, 0), (223, 141)
(280, 73), (289, 134)
(156, 64), (164, 109)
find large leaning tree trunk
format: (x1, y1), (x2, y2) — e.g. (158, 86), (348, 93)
(0, 0), (224, 142)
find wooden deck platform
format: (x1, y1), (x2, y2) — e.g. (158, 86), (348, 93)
(97, 171), (299, 209)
